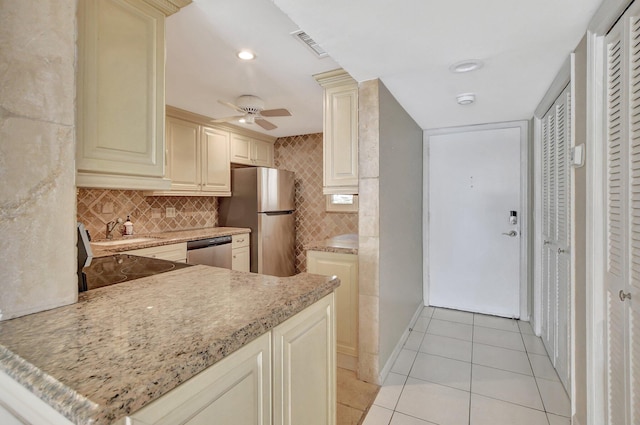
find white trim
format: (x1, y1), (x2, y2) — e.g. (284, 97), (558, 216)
(569, 52), (578, 419)
(423, 120), (530, 319)
(422, 133), (430, 307)
(585, 30), (606, 425)
(532, 115), (544, 335)
(378, 303), (423, 383)
(587, 0), (632, 33)
(534, 57), (572, 119)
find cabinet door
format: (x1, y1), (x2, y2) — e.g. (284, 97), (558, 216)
(167, 117), (200, 191)
(231, 134), (253, 165)
(128, 333), (271, 425)
(253, 140), (274, 167)
(307, 252), (358, 359)
(76, 0), (167, 188)
(273, 294), (335, 425)
(323, 83), (358, 194)
(232, 247), (251, 272)
(201, 127), (231, 195)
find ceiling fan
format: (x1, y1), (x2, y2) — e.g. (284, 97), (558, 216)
(212, 95), (291, 130)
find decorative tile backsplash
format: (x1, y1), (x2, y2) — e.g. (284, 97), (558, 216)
(77, 133), (357, 272)
(274, 133), (358, 273)
(77, 189), (218, 239)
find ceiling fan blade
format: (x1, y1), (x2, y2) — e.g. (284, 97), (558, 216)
(211, 115), (244, 123)
(260, 108), (291, 117)
(255, 118), (277, 130)
(217, 99), (245, 113)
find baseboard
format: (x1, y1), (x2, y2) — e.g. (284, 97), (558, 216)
(378, 303), (424, 384)
(337, 353), (358, 372)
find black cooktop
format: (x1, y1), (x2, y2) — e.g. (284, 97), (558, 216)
(81, 254), (192, 292)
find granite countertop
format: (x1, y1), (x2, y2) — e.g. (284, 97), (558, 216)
(91, 227), (251, 257)
(306, 233), (358, 255)
(0, 266), (339, 424)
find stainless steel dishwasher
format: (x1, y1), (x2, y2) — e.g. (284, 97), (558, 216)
(186, 236), (232, 268)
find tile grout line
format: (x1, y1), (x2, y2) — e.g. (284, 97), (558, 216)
(519, 324), (552, 425)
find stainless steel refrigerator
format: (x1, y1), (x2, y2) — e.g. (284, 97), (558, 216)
(218, 167), (296, 277)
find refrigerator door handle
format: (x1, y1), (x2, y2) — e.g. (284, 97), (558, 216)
(263, 211), (294, 216)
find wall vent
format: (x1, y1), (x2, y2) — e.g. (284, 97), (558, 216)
(290, 30), (328, 58)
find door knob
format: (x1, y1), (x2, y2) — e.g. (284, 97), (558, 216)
(502, 230), (518, 237)
(558, 248), (566, 254)
(619, 290), (632, 301)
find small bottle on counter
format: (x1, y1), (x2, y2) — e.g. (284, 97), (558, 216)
(123, 215), (134, 235)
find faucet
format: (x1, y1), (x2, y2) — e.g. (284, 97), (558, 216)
(106, 218), (123, 239)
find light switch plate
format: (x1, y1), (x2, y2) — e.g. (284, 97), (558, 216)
(571, 144), (585, 167)
(166, 207), (176, 218)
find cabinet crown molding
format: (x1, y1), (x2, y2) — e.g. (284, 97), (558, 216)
(142, 0), (191, 16)
(314, 68), (357, 88)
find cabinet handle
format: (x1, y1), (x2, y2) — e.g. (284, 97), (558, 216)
(619, 290), (632, 301)
(237, 238), (244, 243)
(233, 255), (237, 259)
(543, 240), (551, 245)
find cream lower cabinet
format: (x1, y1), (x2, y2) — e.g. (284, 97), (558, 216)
(127, 332), (272, 425)
(307, 251), (358, 371)
(232, 233), (251, 272)
(231, 134), (274, 167)
(123, 242), (188, 263)
(273, 293), (336, 425)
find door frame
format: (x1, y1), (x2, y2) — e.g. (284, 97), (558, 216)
(422, 120), (530, 319)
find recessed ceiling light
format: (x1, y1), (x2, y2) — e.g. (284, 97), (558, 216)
(457, 93), (476, 105)
(237, 50), (255, 60)
(450, 59), (483, 73)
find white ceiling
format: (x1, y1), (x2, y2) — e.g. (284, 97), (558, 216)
(167, 0), (604, 137)
(165, 0), (340, 138)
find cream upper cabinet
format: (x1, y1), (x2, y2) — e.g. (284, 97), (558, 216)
(201, 126), (232, 194)
(76, 0), (171, 190)
(231, 134), (274, 167)
(152, 114), (231, 197)
(272, 294), (336, 425)
(315, 69), (359, 195)
(307, 251), (358, 371)
(166, 117), (200, 191)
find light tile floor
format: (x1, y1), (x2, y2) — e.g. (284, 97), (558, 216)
(363, 306), (571, 425)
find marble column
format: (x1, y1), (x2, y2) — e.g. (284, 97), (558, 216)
(358, 79), (381, 384)
(0, 0), (78, 319)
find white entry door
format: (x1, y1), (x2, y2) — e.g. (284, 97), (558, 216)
(427, 122), (526, 318)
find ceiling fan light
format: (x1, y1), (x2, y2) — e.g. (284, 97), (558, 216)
(237, 50), (255, 60)
(239, 118), (247, 123)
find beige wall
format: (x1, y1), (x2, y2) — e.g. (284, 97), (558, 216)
(573, 34), (588, 425)
(358, 79), (423, 383)
(0, 0), (78, 320)
(77, 189), (218, 238)
(273, 133), (358, 273)
(378, 82), (424, 368)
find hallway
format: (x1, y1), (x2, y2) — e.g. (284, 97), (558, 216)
(362, 306), (570, 425)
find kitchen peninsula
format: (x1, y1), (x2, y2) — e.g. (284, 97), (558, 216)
(0, 266), (339, 424)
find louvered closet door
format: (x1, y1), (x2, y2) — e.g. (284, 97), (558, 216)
(555, 87), (571, 392)
(542, 111), (557, 360)
(540, 83), (572, 393)
(603, 4), (640, 422)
